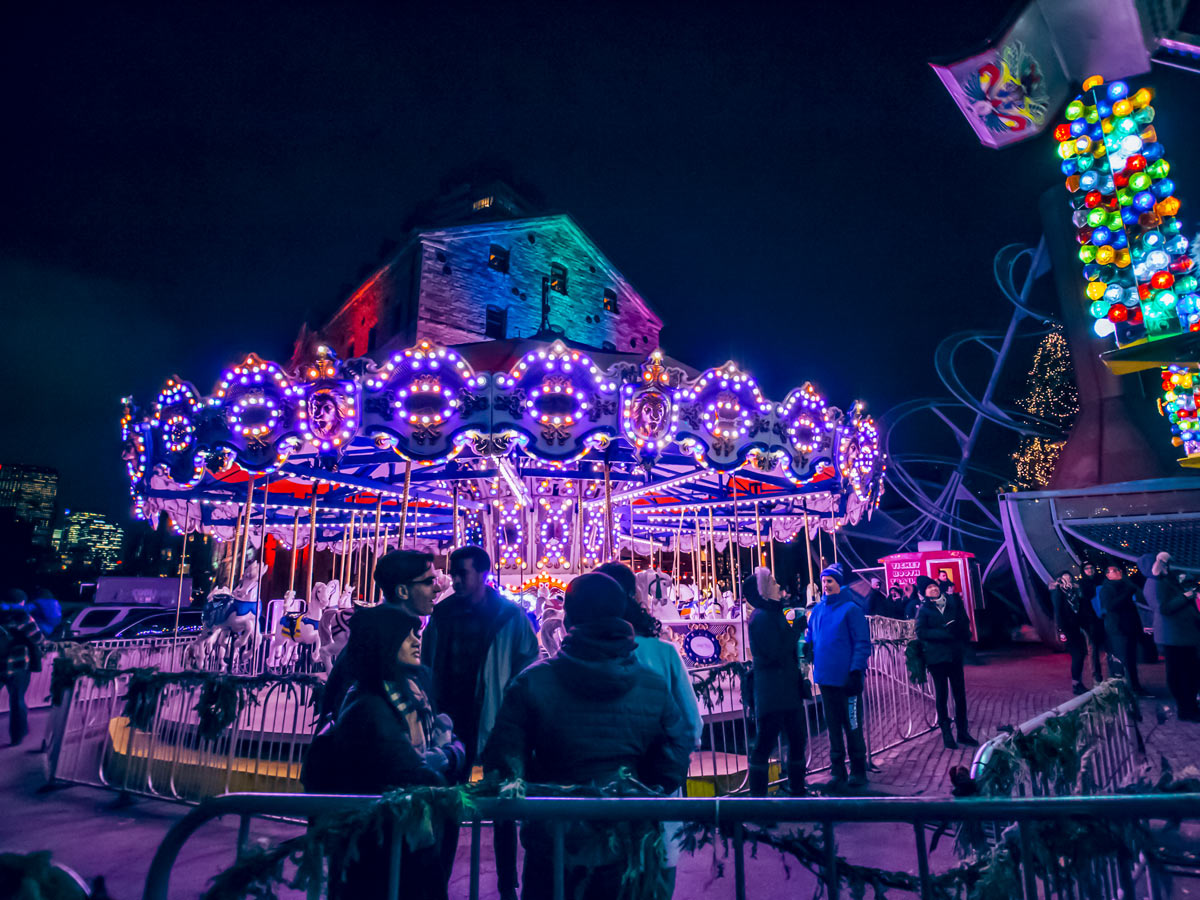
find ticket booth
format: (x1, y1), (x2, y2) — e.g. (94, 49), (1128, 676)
(879, 549), (978, 640)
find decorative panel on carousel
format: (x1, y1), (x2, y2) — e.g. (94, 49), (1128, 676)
(836, 403), (883, 503)
(619, 350), (685, 466)
(211, 354), (303, 474)
(362, 340), (489, 462)
(151, 379), (208, 486)
(492, 341), (620, 462)
(674, 362), (775, 469)
(776, 382), (836, 485)
(295, 348), (361, 462)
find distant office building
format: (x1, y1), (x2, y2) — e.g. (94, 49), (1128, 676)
(60, 511), (125, 572)
(0, 463), (58, 546)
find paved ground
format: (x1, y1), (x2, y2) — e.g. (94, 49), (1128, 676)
(0, 645), (1196, 899)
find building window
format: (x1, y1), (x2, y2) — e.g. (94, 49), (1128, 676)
(473, 196), (494, 211)
(488, 244), (510, 273)
(603, 289), (619, 313)
(550, 263), (568, 294)
(485, 305), (507, 340)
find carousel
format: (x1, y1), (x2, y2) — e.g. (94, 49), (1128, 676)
(120, 337), (885, 671)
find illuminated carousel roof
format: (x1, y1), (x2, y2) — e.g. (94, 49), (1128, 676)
(120, 338), (884, 571)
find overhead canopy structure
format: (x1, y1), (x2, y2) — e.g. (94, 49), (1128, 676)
(120, 337), (884, 591)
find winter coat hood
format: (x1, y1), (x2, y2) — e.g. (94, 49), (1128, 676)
(1137, 553), (1156, 578)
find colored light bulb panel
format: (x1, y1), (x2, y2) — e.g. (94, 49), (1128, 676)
(1159, 365), (1200, 458)
(1058, 76), (1192, 343)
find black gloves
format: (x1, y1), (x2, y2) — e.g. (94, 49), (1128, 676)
(844, 670), (864, 695)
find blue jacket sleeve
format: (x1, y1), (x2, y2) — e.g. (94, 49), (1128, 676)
(664, 644), (704, 748)
(848, 605), (872, 673)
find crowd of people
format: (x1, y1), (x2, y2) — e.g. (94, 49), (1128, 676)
(301, 547), (990, 899)
(1051, 553), (1200, 720)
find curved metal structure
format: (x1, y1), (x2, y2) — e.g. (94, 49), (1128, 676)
(877, 241), (1063, 562)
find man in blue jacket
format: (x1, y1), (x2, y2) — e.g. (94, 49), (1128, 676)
(805, 563), (872, 789)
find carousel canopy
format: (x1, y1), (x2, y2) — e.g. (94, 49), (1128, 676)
(120, 337), (884, 571)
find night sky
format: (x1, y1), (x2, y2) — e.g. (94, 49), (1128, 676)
(5, 2), (1200, 521)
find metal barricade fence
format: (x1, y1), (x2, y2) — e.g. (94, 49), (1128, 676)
(967, 680), (1144, 898)
(43, 618), (935, 803)
(687, 617), (936, 794)
(143, 792), (1198, 900)
(970, 679), (1140, 796)
(47, 670), (320, 803)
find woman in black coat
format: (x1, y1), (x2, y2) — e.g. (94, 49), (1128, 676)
(914, 576), (977, 750)
(744, 567), (807, 796)
(303, 606), (466, 899)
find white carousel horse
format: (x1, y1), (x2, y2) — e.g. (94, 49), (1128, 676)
(535, 585), (567, 658)
(185, 559), (267, 670)
(268, 580), (335, 670)
(317, 581), (356, 673)
(635, 567), (676, 618)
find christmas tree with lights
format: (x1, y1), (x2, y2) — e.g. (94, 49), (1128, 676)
(1012, 328), (1079, 487)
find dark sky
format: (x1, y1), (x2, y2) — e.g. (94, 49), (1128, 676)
(4, 2), (1199, 521)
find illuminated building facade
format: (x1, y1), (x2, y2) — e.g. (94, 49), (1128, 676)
(0, 463), (58, 546)
(60, 511), (125, 572)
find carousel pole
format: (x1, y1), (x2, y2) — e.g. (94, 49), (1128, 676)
(574, 480), (584, 571)
(692, 514), (702, 595)
(706, 507), (717, 598)
(398, 460), (412, 550)
(451, 482), (460, 550)
(358, 506), (371, 600)
(288, 509), (300, 595)
(256, 475), (271, 606)
(628, 499), (635, 569)
(602, 462), (614, 562)
(238, 475), (256, 580)
(730, 475), (742, 604)
(342, 513), (355, 587)
(802, 502), (814, 600)
(832, 519), (839, 564)
(172, 505), (191, 664)
(369, 498), (383, 600)
(753, 500), (764, 569)
(226, 502), (245, 589)
(304, 485), (318, 603)
(674, 506), (684, 578)
(338, 514), (350, 587)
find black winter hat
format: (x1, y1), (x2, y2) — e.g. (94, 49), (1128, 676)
(915, 575), (939, 595)
(342, 605), (422, 691)
(563, 572), (626, 628)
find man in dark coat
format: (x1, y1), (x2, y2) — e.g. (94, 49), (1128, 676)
(745, 567), (807, 796)
(915, 575), (977, 749)
(423, 545), (539, 900)
(482, 572), (692, 900)
(1051, 571), (1100, 695)
(318, 549), (441, 727)
(1097, 563), (1150, 696)
(1140, 552), (1200, 721)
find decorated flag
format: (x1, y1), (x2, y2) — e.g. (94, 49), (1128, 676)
(930, 0), (1071, 149)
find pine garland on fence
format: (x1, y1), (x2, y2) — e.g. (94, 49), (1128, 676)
(202, 773), (669, 900)
(50, 657), (327, 742)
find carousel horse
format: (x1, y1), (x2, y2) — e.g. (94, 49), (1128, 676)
(268, 580), (335, 670)
(635, 567), (676, 618)
(536, 584), (566, 658)
(316, 581), (356, 673)
(186, 559), (267, 670)
(674, 581), (698, 619)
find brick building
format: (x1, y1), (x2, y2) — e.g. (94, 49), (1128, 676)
(292, 183), (662, 365)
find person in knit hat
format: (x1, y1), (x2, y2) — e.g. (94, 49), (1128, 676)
(483, 572), (691, 900)
(915, 575), (977, 748)
(744, 566), (808, 796)
(804, 562), (872, 789)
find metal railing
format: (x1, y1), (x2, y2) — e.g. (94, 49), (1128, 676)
(970, 679), (1140, 796)
(42, 618), (937, 803)
(143, 791), (1199, 900)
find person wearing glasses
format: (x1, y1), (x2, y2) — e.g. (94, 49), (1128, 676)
(317, 549), (442, 728)
(423, 545), (539, 900)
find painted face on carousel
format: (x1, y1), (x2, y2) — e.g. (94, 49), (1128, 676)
(634, 392), (670, 441)
(308, 392), (342, 439)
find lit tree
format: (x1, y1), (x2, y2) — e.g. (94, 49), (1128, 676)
(1012, 328), (1078, 487)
